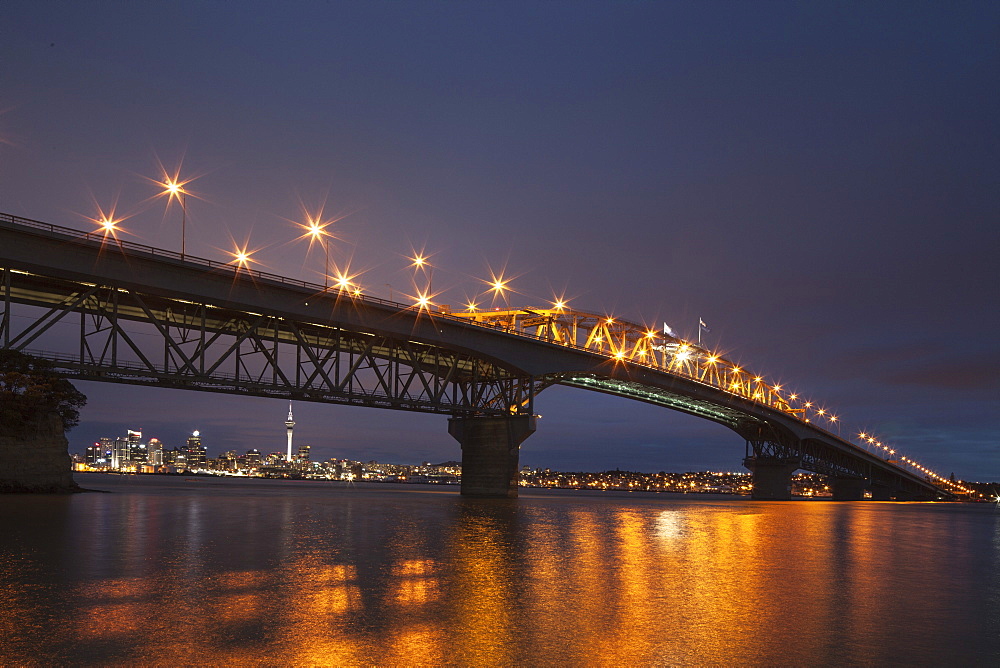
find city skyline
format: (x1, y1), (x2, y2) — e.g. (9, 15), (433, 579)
(3, 2), (998, 479)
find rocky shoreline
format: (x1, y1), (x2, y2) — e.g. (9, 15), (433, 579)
(0, 412), (81, 493)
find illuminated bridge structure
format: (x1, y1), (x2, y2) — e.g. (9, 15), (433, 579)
(0, 213), (950, 500)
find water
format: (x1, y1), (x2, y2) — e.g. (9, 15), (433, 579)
(1, 473), (998, 666)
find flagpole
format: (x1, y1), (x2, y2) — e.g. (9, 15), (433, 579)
(698, 317), (701, 346)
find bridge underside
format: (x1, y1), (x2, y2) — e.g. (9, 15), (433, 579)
(0, 268), (537, 417)
(554, 375), (942, 500)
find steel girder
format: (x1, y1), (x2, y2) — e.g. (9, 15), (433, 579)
(0, 268), (534, 416)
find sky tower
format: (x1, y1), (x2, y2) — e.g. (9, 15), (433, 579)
(285, 401), (295, 463)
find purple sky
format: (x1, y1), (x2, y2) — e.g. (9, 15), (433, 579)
(2, 2), (998, 479)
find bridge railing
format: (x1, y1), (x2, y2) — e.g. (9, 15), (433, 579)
(0, 211), (413, 310)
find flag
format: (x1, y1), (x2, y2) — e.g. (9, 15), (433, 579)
(663, 322), (675, 337)
(699, 318), (710, 332)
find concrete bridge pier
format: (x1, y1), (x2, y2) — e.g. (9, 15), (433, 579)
(744, 456), (800, 500)
(832, 476), (868, 501)
(869, 484), (893, 501)
(449, 415), (536, 498)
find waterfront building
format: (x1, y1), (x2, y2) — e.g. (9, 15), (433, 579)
(99, 437), (113, 463)
(297, 445), (310, 462)
(147, 438), (163, 466)
(111, 434), (131, 469)
(129, 440), (148, 464)
(174, 451), (188, 469)
(186, 431), (206, 469)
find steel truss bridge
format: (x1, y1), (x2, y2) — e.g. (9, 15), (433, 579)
(0, 212), (950, 499)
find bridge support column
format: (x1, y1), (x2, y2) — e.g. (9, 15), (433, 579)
(744, 457), (799, 500)
(449, 415), (536, 498)
(869, 484), (893, 501)
(832, 476), (868, 501)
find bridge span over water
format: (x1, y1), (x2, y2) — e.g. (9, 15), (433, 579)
(0, 213), (950, 500)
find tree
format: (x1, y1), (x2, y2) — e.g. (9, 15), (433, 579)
(0, 350), (87, 434)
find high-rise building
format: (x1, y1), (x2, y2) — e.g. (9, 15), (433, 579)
(186, 430), (206, 469)
(98, 437), (113, 463)
(218, 450), (238, 471)
(297, 445), (310, 462)
(111, 432), (138, 470)
(285, 402), (295, 463)
(245, 449), (262, 468)
(129, 434), (148, 464)
(147, 438), (163, 466)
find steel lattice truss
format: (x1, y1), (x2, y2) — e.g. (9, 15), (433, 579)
(450, 307), (797, 414)
(0, 269), (535, 416)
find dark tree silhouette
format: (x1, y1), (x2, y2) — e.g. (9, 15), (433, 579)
(0, 350), (87, 434)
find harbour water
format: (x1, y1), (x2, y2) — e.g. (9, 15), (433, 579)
(1, 473), (998, 666)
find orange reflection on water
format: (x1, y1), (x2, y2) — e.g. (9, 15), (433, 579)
(446, 504), (516, 667)
(2, 486), (993, 666)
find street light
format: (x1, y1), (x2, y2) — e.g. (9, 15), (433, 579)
(230, 244), (254, 272)
(305, 217), (332, 288)
(409, 252), (434, 301)
(161, 178), (189, 259)
(84, 202), (127, 245)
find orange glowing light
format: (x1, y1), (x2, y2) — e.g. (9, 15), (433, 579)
(334, 274), (353, 292)
(163, 179), (184, 197)
(230, 245), (254, 269)
(306, 218), (328, 239)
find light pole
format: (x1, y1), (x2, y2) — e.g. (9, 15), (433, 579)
(180, 192), (187, 259)
(162, 179), (188, 259)
(489, 273), (511, 328)
(307, 219), (331, 288)
(410, 254), (433, 301)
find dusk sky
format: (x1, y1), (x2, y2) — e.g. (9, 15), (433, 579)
(2, 2), (997, 479)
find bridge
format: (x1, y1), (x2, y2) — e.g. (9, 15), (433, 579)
(0, 212), (957, 500)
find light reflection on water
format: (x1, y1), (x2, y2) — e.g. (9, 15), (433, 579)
(0, 473), (998, 666)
